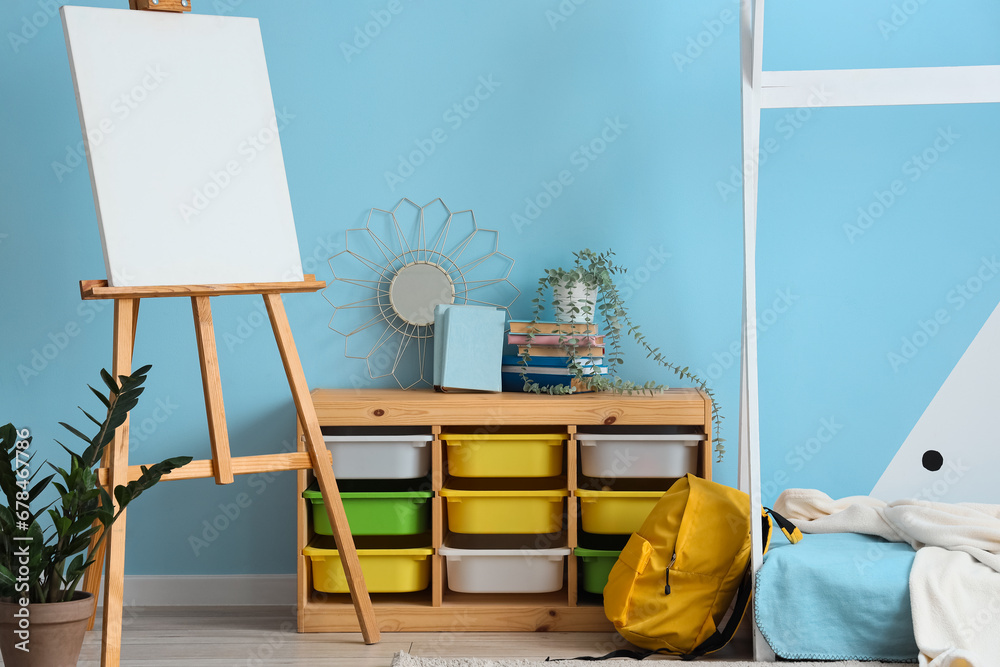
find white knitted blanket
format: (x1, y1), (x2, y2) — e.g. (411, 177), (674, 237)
(774, 489), (1000, 667)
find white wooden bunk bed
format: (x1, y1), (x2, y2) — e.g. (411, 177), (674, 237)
(736, 1), (1000, 661)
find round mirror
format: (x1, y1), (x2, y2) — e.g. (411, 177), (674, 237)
(389, 262), (455, 326)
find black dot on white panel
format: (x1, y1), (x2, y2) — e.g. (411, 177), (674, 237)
(922, 450), (944, 472)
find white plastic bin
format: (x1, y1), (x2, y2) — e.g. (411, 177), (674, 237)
(324, 434), (432, 479)
(578, 433), (701, 478)
(438, 545), (571, 594)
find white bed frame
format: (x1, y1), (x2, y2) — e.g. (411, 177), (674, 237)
(737, 1), (1000, 660)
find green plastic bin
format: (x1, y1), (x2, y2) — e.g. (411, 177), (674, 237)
(304, 485), (432, 536)
(574, 547), (622, 595)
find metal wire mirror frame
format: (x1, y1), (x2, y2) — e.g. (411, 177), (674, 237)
(323, 198), (519, 388)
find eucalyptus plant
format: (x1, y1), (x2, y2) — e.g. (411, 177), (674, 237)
(0, 365), (191, 604)
(520, 249), (726, 460)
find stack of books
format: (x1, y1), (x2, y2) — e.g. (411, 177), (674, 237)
(501, 320), (608, 392)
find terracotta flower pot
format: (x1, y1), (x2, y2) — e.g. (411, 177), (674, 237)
(0, 592), (95, 667)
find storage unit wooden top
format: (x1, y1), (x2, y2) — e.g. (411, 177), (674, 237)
(310, 388), (711, 427)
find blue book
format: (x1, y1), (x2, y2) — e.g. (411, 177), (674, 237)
(501, 365), (608, 376)
(501, 355), (603, 368)
(433, 305), (506, 392)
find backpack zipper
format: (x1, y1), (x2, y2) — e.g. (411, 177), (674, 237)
(664, 551), (676, 595)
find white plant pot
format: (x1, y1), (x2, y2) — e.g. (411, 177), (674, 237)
(552, 282), (597, 323)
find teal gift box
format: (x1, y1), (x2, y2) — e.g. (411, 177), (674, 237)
(433, 304), (506, 392)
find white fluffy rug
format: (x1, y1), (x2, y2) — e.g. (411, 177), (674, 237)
(391, 652), (906, 666)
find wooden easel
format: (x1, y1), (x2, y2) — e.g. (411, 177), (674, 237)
(79, 277), (380, 666)
(75, 5), (379, 666)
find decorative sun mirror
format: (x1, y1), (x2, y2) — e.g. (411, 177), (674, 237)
(324, 198), (519, 388)
(389, 262), (455, 326)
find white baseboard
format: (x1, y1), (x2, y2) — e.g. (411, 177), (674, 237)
(95, 575), (296, 606)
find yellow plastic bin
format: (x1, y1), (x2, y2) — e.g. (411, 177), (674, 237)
(576, 489), (664, 534)
(302, 543), (433, 593)
(440, 487), (567, 534)
(442, 432), (567, 478)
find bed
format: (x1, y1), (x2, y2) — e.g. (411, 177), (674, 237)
(735, 0), (1000, 662)
(754, 532), (918, 661)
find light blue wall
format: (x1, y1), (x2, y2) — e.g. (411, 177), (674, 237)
(1, 1), (997, 575)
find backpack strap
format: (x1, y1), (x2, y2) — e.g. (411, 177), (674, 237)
(679, 566), (754, 660)
(764, 507), (803, 544)
(683, 509), (801, 660)
(551, 569), (757, 662)
(544, 648), (657, 661)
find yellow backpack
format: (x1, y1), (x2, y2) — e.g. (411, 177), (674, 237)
(602, 474), (801, 660)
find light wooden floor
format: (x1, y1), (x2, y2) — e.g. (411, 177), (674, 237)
(10, 606), (750, 666)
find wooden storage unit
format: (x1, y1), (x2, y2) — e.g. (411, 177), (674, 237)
(297, 388), (713, 633)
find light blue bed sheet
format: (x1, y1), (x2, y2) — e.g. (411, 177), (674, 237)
(754, 532), (918, 661)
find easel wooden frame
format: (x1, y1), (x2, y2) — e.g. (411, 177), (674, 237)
(79, 277), (380, 666)
(73, 4), (379, 666)
(738, 0), (1000, 660)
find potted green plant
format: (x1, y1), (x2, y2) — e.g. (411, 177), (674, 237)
(0, 365), (190, 667)
(520, 249), (725, 460)
(549, 265), (598, 324)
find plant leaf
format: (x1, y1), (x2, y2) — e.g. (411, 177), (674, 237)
(27, 474), (54, 503)
(0, 564), (15, 589)
(79, 407), (103, 428)
(112, 456), (192, 513)
(100, 368), (119, 395)
(88, 385), (111, 408)
(59, 421), (93, 445)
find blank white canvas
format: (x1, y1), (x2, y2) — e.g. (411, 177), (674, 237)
(61, 6), (303, 287)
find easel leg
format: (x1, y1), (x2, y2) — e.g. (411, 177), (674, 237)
(84, 298), (139, 631)
(191, 296), (235, 484)
(262, 293), (380, 644)
(100, 299), (136, 667)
